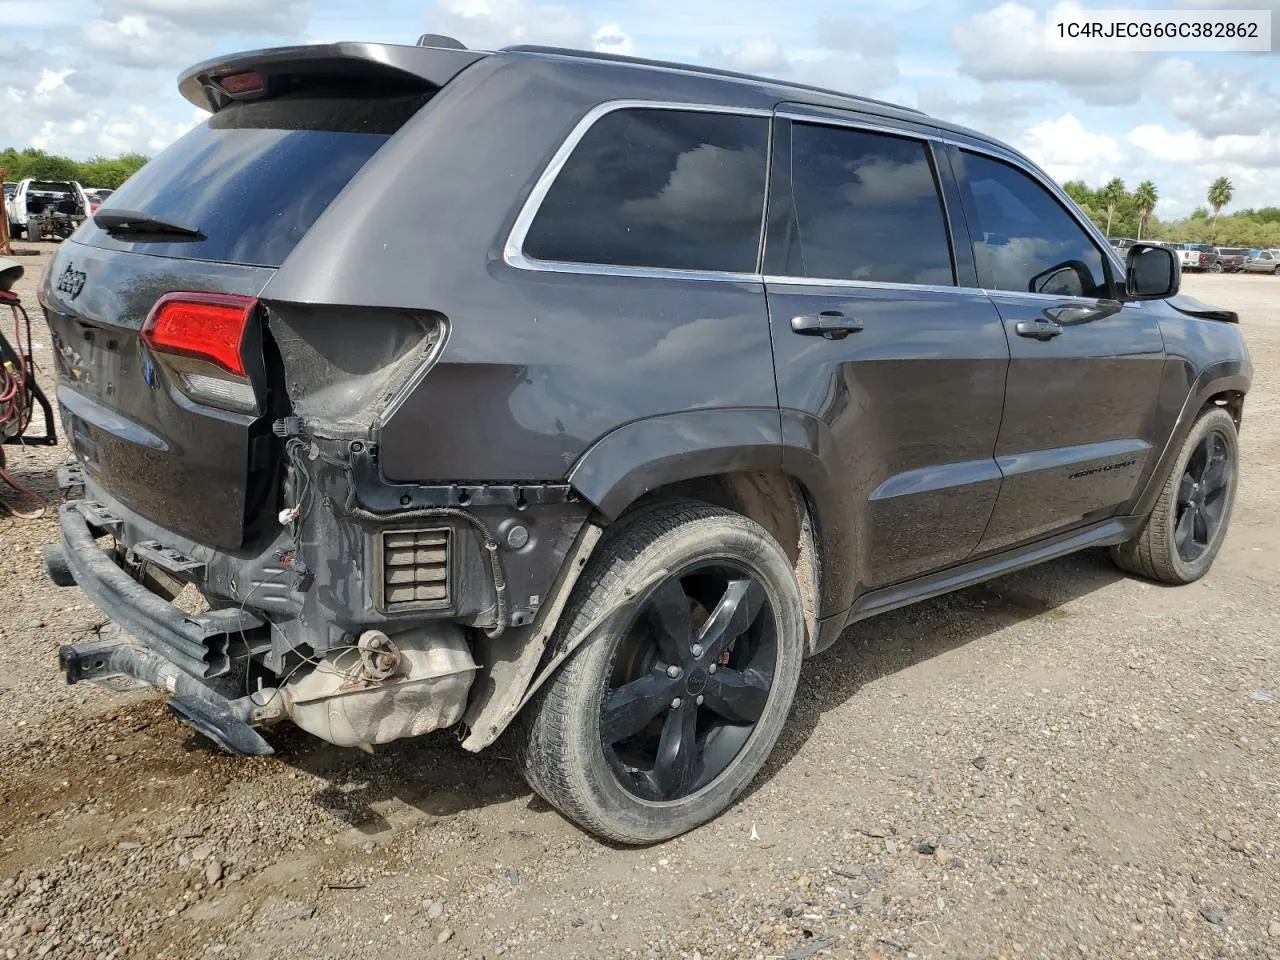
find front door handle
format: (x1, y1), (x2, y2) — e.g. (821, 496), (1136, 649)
(791, 310), (865, 340)
(1014, 318), (1063, 341)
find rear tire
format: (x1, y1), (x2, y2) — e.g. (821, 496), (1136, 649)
(1110, 407), (1238, 584)
(517, 500), (804, 844)
(1210, 261), (1224, 273)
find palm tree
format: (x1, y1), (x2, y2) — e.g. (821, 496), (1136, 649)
(1134, 181), (1158, 240)
(1208, 177), (1233, 237)
(1102, 177), (1126, 236)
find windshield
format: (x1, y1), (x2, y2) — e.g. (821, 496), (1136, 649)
(76, 86), (430, 266)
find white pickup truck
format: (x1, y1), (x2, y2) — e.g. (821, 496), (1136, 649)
(1175, 243), (1214, 272)
(6, 178), (91, 241)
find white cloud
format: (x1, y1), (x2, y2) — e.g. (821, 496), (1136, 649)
(1129, 124), (1280, 168)
(592, 23), (634, 56)
(952, 1), (1159, 104)
(101, 0), (313, 35)
(916, 82), (1044, 133)
(1019, 113), (1123, 183)
(81, 14), (205, 69)
(709, 36), (790, 73)
(425, 0), (595, 50)
(703, 19), (900, 96)
(1147, 59), (1280, 139)
(2, 67), (198, 158)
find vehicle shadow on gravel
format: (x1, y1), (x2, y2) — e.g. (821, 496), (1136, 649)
(750, 547), (1128, 792)
(265, 548), (1129, 836)
(273, 725), (533, 835)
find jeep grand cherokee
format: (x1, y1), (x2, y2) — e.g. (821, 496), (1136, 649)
(40, 37), (1250, 843)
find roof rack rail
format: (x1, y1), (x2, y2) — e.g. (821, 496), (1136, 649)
(418, 34), (467, 50)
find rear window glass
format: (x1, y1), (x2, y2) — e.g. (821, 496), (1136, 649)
(522, 108), (769, 274)
(77, 87), (429, 267)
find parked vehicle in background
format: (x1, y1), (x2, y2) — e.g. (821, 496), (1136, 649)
(1109, 237), (1137, 256)
(1242, 249), (1280, 274)
(40, 37), (1252, 844)
(1177, 243), (1214, 272)
(1212, 247), (1249, 273)
(7, 179), (90, 241)
(84, 188), (114, 214)
(2, 183), (14, 203)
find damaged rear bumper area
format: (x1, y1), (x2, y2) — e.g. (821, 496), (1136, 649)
(48, 499), (488, 755)
(51, 500), (277, 754)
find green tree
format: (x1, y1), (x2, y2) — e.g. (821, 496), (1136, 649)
(0, 147), (150, 189)
(1207, 176), (1233, 237)
(1134, 180), (1158, 240)
(1190, 206), (1209, 220)
(1101, 177), (1126, 236)
(1063, 179), (1094, 209)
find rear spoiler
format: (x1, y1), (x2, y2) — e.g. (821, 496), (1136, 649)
(178, 42), (487, 113)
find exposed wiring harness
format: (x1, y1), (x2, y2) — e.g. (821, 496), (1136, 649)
(0, 293), (45, 519)
(273, 418), (510, 641)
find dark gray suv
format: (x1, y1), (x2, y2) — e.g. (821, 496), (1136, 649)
(40, 38), (1251, 843)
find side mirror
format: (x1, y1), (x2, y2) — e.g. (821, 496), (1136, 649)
(1029, 259), (1092, 297)
(1125, 243), (1180, 300)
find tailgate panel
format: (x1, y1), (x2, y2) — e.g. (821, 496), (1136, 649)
(42, 241), (276, 548)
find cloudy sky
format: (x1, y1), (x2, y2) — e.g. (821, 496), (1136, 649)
(3, 0), (1277, 216)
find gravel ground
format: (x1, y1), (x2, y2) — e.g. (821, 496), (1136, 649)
(0, 241), (1277, 960)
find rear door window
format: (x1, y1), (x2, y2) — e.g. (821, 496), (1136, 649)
(782, 123), (954, 285)
(78, 87), (430, 267)
(521, 108), (769, 274)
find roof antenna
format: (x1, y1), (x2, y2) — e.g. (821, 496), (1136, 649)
(417, 34), (467, 50)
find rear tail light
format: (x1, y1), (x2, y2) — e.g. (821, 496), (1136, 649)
(142, 292), (259, 412)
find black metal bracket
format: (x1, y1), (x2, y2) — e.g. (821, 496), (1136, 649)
(76, 499), (124, 537)
(131, 540), (207, 579)
(57, 462), (84, 490)
(350, 443), (576, 512)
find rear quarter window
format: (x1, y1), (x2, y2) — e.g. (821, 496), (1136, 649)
(77, 87), (430, 267)
(520, 108), (769, 274)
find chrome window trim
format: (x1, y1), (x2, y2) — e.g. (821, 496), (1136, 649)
(983, 288), (1123, 306)
(503, 97), (1127, 297)
(775, 110), (938, 142)
(762, 275), (984, 297)
(503, 99), (773, 282)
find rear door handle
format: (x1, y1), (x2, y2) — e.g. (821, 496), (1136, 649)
(1014, 318), (1063, 341)
(791, 310), (865, 340)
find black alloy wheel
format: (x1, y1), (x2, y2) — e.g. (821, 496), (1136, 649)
(601, 563), (776, 802)
(1174, 429), (1232, 563)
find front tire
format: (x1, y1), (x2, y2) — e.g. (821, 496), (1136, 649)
(1111, 407), (1239, 584)
(517, 501), (804, 844)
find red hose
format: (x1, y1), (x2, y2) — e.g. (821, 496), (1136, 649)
(0, 296), (46, 519)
